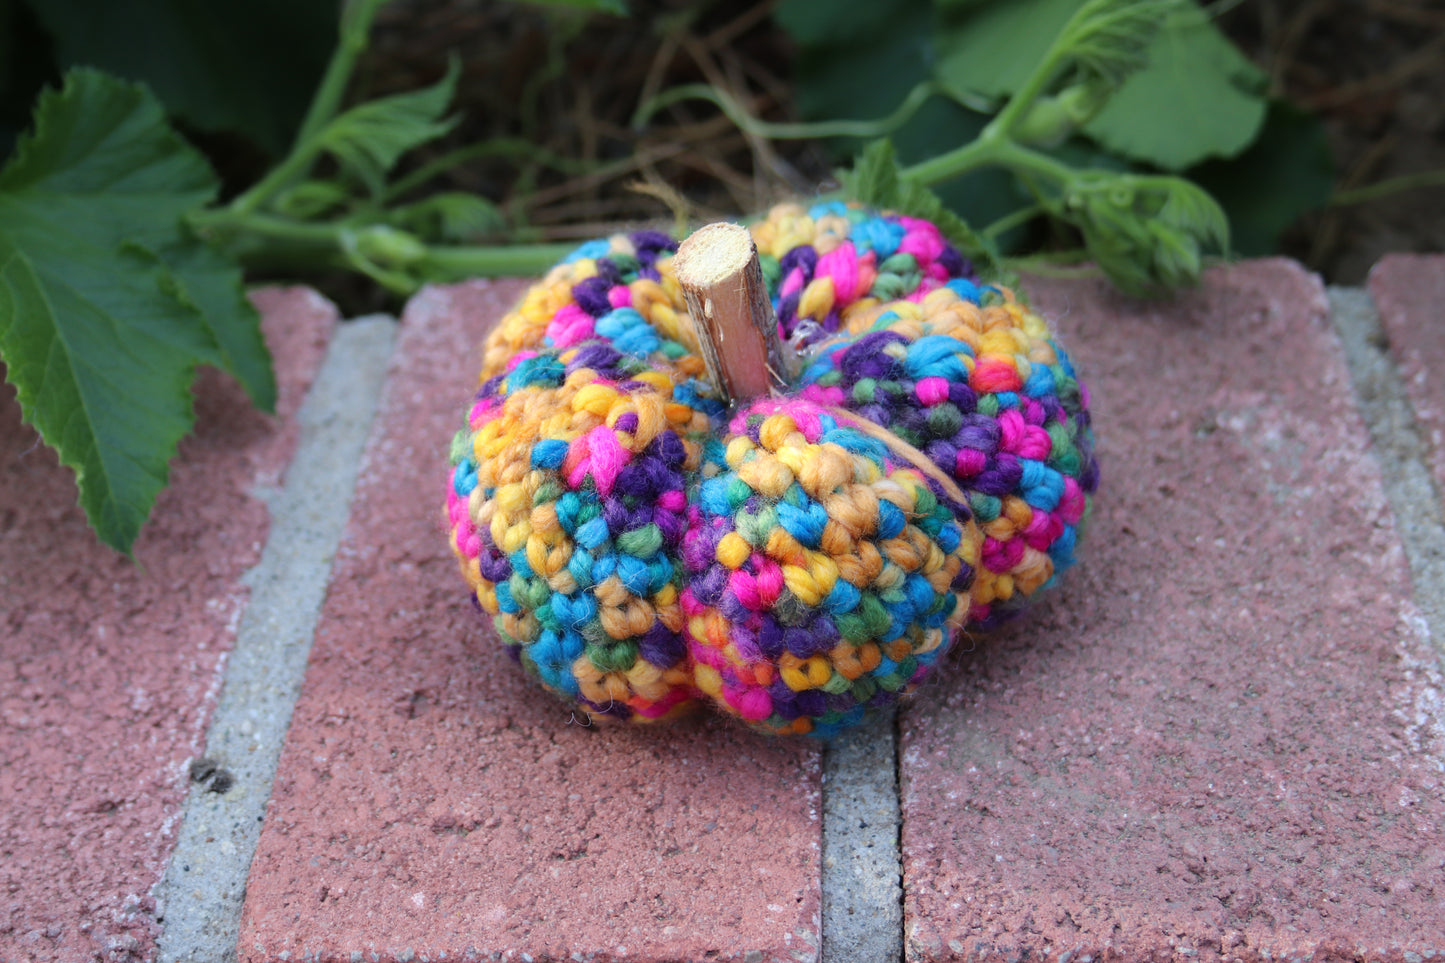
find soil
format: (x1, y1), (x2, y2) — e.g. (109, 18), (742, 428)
(1218, 0), (1445, 283)
(363, 0), (1444, 293)
(365, 0), (826, 239)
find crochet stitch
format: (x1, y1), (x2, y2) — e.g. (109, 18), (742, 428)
(446, 202), (1098, 736)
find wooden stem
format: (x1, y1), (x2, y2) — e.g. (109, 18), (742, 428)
(673, 221), (786, 405)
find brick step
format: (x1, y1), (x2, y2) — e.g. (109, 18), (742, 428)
(1, 290), (337, 963)
(236, 282), (824, 963)
(3, 257), (1442, 963)
(899, 260), (1445, 962)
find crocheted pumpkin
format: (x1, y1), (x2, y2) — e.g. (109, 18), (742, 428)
(445, 202), (1098, 737)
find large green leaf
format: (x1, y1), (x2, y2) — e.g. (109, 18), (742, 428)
(28, 0), (334, 153)
(934, 0), (1267, 170)
(0, 68), (274, 552)
(1084, 5), (1266, 170)
(775, 0), (909, 50)
(159, 237), (276, 405)
(934, 0), (1077, 101)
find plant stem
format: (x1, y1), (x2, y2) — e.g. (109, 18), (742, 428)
(420, 243), (577, 280)
(189, 209), (342, 246)
(983, 36), (1069, 145)
(633, 82), (940, 141)
(228, 0), (388, 216)
(1331, 169), (1445, 206)
(982, 203), (1046, 240)
(936, 0), (1182, 163)
(902, 136), (1076, 192)
(972, 0), (1137, 146)
(189, 208), (576, 282)
(296, 0), (389, 147)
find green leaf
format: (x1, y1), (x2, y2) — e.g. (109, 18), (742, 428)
(934, 0), (1182, 98)
(1084, 4), (1267, 170)
(312, 58), (461, 196)
(0, 66), (275, 411)
(28, 0), (334, 153)
(388, 192), (506, 242)
(1058, 172), (1228, 293)
(934, 0), (1096, 103)
(159, 239), (276, 411)
(0, 70), (212, 207)
(840, 140), (907, 211)
(0, 68), (272, 552)
(934, 0), (1267, 170)
(1050, 0), (1183, 90)
(1188, 100), (1333, 255)
(776, 0), (906, 49)
(273, 179), (353, 220)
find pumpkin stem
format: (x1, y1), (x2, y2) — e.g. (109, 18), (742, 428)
(674, 222), (787, 405)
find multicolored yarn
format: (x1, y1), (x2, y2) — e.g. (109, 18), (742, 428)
(682, 399), (977, 736)
(446, 202), (1099, 736)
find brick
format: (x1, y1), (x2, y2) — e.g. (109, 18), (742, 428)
(1370, 253), (1445, 498)
(898, 261), (1445, 962)
(238, 280), (823, 963)
(0, 288), (336, 963)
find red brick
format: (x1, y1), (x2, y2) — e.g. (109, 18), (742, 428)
(1370, 253), (1445, 498)
(0, 289), (335, 962)
(239, 281), (822, 963)
(899, 262), (1445, 962)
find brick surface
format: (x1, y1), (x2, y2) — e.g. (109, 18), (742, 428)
(0, 289), (335, 963)
(238, 280), (822, 963)
(1370, 253), (1445, 497)
(898, 262), (1445, 962)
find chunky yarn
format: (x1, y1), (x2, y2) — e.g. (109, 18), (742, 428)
(446, 202), (1098, 736)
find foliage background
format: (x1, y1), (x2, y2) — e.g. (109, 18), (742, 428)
(4, 0), (1440, 302)
(358, 0), (1441, 290)
(0, 0), (1441, 552)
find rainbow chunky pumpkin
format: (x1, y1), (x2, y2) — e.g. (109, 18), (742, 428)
(445, 202), (1098, 737)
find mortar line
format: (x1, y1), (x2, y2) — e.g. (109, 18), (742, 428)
(155, 316), (398, 963)
(1327, 286), (1445, 663)
(892, 704), (907, 957)
(820, 707), (905, 963)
